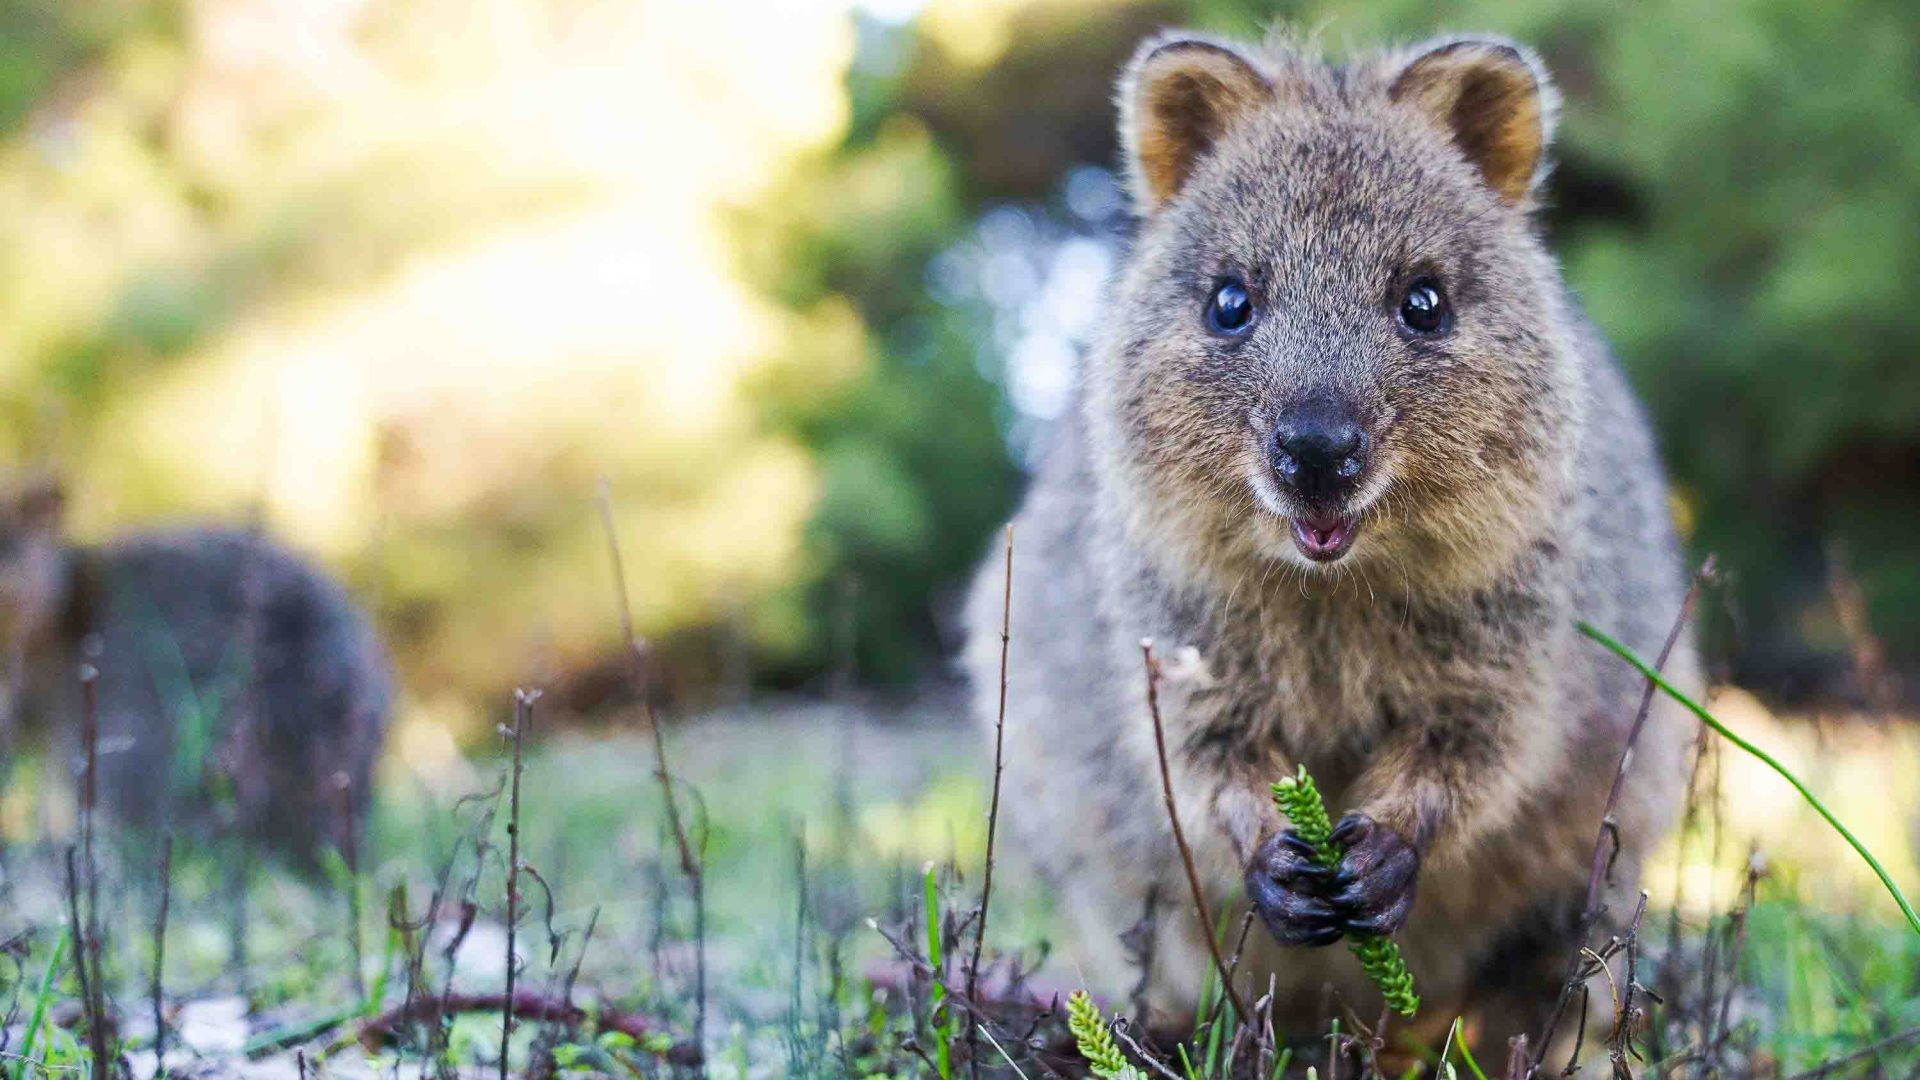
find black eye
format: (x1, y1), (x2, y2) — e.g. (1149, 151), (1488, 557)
(1205, 278), (1255, 336)
(1398, 277), (1451, 335)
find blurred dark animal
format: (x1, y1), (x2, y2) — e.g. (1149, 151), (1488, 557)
(0, 474), (391, 867)
(963, 30), (1698, 1055)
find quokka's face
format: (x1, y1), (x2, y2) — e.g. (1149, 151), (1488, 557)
(1093, 36), (1580, 583)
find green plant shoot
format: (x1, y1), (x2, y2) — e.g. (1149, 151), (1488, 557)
(1067, 990), (1144, 1080)
(923, 863), (953, 1080)
(1271, 765), (1421, 1017)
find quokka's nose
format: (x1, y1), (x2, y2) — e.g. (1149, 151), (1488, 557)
(1271, 402), (1368, 502)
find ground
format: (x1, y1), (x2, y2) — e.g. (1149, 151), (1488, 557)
(0, 688), (1916, 1077)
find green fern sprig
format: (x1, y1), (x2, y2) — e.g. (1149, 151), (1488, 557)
(1067, 990), (1144, 1079)
(1270, 765), (1338, 867)
(1270, 765), (1421, 1017)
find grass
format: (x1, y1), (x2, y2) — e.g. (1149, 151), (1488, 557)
(0, 695), (1914, 1077)
(15, 926), (69, 1074)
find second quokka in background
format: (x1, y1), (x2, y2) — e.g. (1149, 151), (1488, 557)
(0, 474), (392, 868)
(963, 29), (1700, 1057)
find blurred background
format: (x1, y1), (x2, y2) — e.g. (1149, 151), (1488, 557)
(2, 0), (1917, 741)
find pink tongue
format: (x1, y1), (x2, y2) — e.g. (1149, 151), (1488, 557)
(1302, 516), (1344, 548)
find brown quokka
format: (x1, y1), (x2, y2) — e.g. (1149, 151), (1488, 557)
(0, 475), (392, 868)
(962, 30), (1699, 1055)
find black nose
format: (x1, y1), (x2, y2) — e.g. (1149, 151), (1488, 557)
(1271, 402), (1368, 502)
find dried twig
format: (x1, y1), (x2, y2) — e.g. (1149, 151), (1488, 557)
(966, 524), (1014, 1078)
(1140, 640), (1252, 1024)
(1604, 893), (1651, 1076)
(530, 906), (600, 1080)
(1705, 855), (1763, 1067)
(356, 991), (701, 1065)
(597, 478), (707, 1046)
(64, 848), (107, 1080)
(1109, 1018), (1183, 1080)
(1534, 560), (1712, 1069)
(1204, 911), (1258, 1037)
(868, 919), (1064, 1080)
(151, 834), (173, 1077)
(501, 688), (538, 1080)
(73, 663), (109, 1080)
(1584, 560), (1713, 925)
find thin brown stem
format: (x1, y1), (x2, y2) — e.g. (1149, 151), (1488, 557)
(357, 991), (701, 1065)
(1534, 558), (1713, 1071)
(75, 665), (108, 1080)
(1604, 892), (1650, 1075)
(78, 666), (101, 1027)
(152, 834), (173, 1078)
(501, 688), (538, 1080)
(65, 847), (107, 1080)
(1111, 1019), (1185, 1080)
(596, 478), (706, 1048)
(1141, 640), (1252, 1025)
(1706, 856), (1762, 1065)
(966, 524), (1014, 1079)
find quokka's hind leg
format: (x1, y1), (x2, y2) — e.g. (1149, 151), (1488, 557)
(1458, 891), (1589, 1069)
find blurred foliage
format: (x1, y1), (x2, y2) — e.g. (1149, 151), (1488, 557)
(0, 0), (1915, 712)
(743, 0), (1920, 695)
(731, 111), (1019, 684)
(0, 0), (855, 730)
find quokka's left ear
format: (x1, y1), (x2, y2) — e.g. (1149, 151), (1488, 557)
(1389, 37), (1557, 206)
(1117, 32), (1274, 216)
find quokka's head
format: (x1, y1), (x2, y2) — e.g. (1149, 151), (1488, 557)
(1088, 32), (1583, 589)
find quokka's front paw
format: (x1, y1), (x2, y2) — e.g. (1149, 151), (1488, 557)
(1246, 829), (1344, 947)
(1325, 813), (1420, 936)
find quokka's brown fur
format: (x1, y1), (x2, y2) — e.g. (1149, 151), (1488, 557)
(962, 29), (1698, 1056)
(0, 475), (391, 868)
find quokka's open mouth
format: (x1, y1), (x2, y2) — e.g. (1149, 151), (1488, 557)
(1289, 513), (1360, 562)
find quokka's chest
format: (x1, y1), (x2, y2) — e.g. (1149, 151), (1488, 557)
(1169, 596), (1545, 761)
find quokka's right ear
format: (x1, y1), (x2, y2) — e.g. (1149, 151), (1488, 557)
(1389, 37), (1556, 206)
(1118, 33), (1272, 216)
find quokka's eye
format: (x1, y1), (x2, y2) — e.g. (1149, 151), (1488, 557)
(1206, 278), (1256, 336)
(1397, 277), (1452, 336)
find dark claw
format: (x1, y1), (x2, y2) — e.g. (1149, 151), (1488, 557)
(1329, 812), (1371, 849)
(1324, 812), (1421, 938)
(1279, 831), (1324, 860)
(1247, 830), (1343, 948)
(1262, 830), (1334, 885)
(1339, 894), (1415, 937)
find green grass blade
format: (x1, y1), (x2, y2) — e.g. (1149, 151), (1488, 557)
(19, 928), (71, 1075)
(923, 864), (952, 1080)
(1576, 621), (1920, 936)
(366, 895), (402, 1015)
(1449, 1018), (1490, 1080)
